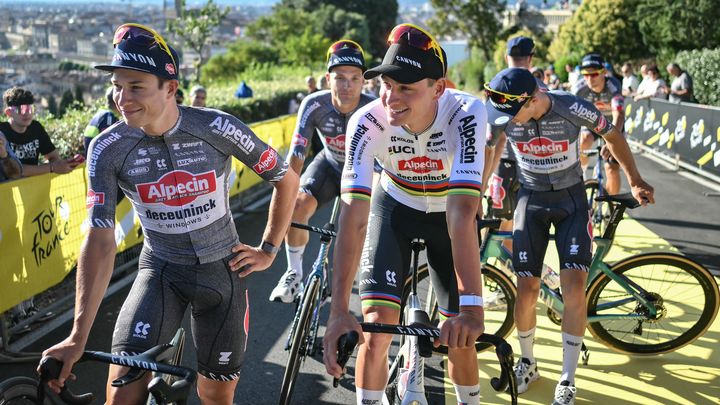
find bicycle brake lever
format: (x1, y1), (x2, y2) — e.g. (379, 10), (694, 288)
(38, 357), (96, 405)
(333, 331), (359, 388)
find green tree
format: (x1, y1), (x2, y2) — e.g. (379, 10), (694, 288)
(548, 0), (646, 64)
(312, 4), (370, 56)
(280, 0), (397, 59)
(203, 40), (279, 83)
(167, 0), (230, 83)
(47, 95), (58, 117)
(635, 0), (720, 60)
(58, 90), (75, 118)
(428, 0), (506, 61)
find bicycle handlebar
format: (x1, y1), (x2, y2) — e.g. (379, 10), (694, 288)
(38, 343), (197, 405)
(335, 323), (517, 404)
(290, 222), (337, 238)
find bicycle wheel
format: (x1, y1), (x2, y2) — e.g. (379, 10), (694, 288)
(584, 179), (608, 237)
(278, 275), (321, 405)
(0, 376), (51, 404)
(586, 253), (719, 355)
(430, 263), (517, 354)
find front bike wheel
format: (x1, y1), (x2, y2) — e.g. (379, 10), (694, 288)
(278, 275), (321, 405)
(431, 263), (517, 354)
(0, 376), (51, 404)
(586, 253), (719, 355)
(584, 179), (608, 237)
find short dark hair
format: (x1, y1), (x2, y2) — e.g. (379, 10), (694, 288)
(3, 87), (34, 107)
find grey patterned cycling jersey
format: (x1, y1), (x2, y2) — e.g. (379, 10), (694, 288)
(341, 89), (486, 213)
(571, 76), (624, 119)
(86, 106), (288, 265)
(488, 91), (614, 191)
(289, 90), (375, 172)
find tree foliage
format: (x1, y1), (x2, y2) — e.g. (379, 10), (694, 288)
(635, 0), (720, 60)
(548, 0), (646, 64)
(279, 0), (396, 59)
(675, 48), (720, 107)
(58, 90), (75, 118)
(202, 40), (278, 83)
(428, 0), (506, 61)
(167, 0), (229, 83)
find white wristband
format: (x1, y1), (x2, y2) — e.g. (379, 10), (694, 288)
(459, 295), (484, 307)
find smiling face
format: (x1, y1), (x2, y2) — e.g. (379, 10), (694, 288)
(379, 75), (445, 132)
(328, 65), (364, 113)
(111, 68), (178, 135)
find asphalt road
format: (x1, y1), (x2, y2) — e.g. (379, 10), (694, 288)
(1, 150), (718, 404)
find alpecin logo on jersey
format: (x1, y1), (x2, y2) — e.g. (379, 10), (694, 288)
(594, 115), (608, 133)
(569, 102), (598, 122)
(253, 148), (278, 174)
(292, 133), (308, 147)
(136, 170), (216, 207)
(325, 134), (345, 150)
(86, 189), (105, 208)
(517, 137), (569, 157)
(399, 157), (444, 173)
(209, 116), (255, 154)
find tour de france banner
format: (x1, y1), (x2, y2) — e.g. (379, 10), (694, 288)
(624, 98), (720, 178)
(0, 114), (296, 313)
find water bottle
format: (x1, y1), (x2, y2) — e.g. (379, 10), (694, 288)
(541, 264), (561, 290)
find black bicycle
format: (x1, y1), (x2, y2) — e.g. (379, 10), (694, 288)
(0, 329), (194, 405)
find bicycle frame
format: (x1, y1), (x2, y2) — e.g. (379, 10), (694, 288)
(479, 194), (660, 324)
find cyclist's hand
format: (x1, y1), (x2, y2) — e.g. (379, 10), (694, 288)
(51, 159), (79, 174)
(435, 307), (485, 349)
(230, 242), (275, 277)
(323, 311), (364, 379)
(600, 144), (612, 161)
(630, 179), (655, 206)
(39, 337), (83, 393)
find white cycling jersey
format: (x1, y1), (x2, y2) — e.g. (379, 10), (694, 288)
(341, 89), (486, 212)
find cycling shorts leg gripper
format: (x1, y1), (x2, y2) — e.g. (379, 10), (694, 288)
(358, 189), (410, 312)
(299, 149), (341, 207)
(512, 187), (552, 278)
(554, 182), (593, 271)
(190, 254), (249, 381)
(111, 247), (188, 357)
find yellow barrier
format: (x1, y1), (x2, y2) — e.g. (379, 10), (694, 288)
(0, 114), (297, 313)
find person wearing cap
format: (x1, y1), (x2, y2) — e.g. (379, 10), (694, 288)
(269, 39), (374, 304)
(572, 53), (625, 195)
(485, 67), (654, 405)
(323, 23), (487, 405)
(40, 23), (299, 404)
(482, 36), (546, 255)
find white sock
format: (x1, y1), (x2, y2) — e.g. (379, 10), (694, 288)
(356, 387), (384, 405)
(560, 332), (583, 384)
(285, 244), (305, 277)
(517, 327), (536, 362)
(454, 383), (480, 405)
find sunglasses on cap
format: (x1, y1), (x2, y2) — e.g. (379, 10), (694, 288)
(483, 83), (532, 106)
(581, 68), (605, 77)
(8, 104), (35, 115)
(326, 39), (365, 63)
(387, 23), (445, 73)
(113, 23), (176, 73)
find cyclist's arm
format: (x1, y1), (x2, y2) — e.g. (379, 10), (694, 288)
(260, 169), (299, 250)
(602, 126), (653, 203)
(447, 194), (483, 295)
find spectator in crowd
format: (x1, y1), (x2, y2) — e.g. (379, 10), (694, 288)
(318, 75), (329, 91)
(634, 65), (668, 101)
(621, 62), (640, 97)
(189, 85), (207, 107)
(0, 132), (22, 182)
(545, 65), (560, 90)
(666, 63), (694, 103)
(305, 75), (318, 94)
(565, 63), (580, 89)
(0, 87), (79, 177)
(635, 63), (650, 96)
(530, 67), (544, 81)
(83, 87), (119, 155)
(175, 88), (184, 104)
(604, 61), (622, 81)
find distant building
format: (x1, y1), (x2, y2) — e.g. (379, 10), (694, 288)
(503, 8), (573, 32)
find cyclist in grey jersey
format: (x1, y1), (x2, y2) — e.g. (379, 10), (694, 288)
(485, 67), (653, 405)
(41, 25), (299, 405)
(270, 40), (373, 303)
(572, 53), (625, 194)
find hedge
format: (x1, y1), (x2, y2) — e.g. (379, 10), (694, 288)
(675, 48), (720, 107)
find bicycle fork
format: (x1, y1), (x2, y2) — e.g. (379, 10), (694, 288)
(396, 295), (429, 405)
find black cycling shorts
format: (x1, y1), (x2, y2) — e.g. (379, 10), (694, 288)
(487, 158), (520, 220)
(112, 247), (249, 381)
(299, 148), (341, 206)
(512, 182), (592, 277)
(358, 187), (459, 319)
